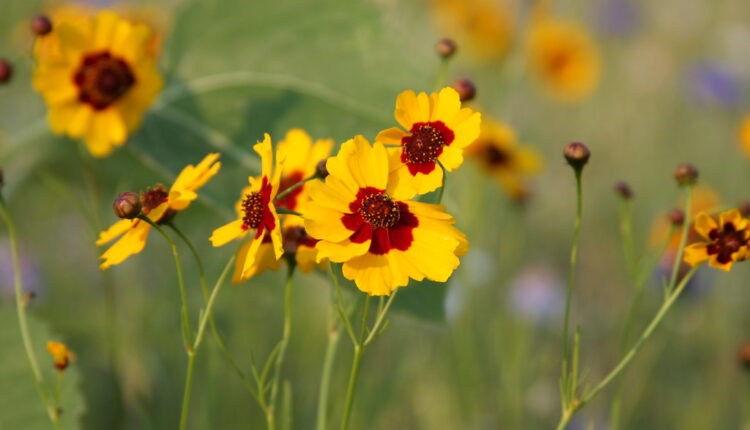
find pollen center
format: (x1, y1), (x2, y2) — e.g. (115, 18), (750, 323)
(141, 184), (168, 214)
(403, 124), (446, 164)
(360, 194), (400, 229)
(242, 192), (264, 230)
(74, 51), (135, 110)
(708, 223), (748, 263)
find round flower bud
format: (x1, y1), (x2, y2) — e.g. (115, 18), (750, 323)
(0, 60), (12, 84)
(667, 208), (684, 226)
(31, 14), (53, 36)
(315, 159), (329, 179)
(673, 163), (698, 186)
(738, 201), (750, 217)
(614, 181), (633, 199)
(563, 142), (590, 169)
(452, 78), (476, 102)
(113, 192), (142, 219)
(737, 342), (750, 370)
(436, 38), (457, 58)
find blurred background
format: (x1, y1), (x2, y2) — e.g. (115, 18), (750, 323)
(1, 0), (750, 428)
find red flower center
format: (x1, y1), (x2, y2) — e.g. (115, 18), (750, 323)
(401, 121), (455, 175)
(74, 51), (135, 110)
(484, 145), (510, 167)
(707, 223), (748, 264)
(282, 225), (318, 255)
(140, 184), (168, 214)
(241, 177), (276, 238)
(342, 187), (418, 255)
(359, 194), (400, 229)
(276, 171), (305, 211)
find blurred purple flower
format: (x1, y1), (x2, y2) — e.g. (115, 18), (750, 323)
(0, 239), (43, 301)
(508, 265), (564, 322)
(686, 62), (742, 109)
(597, 0), (639, 38)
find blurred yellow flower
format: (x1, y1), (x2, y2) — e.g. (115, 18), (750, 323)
(466, 119), (542, 200)
(431, 0), (515, 61)
(739, 115), (750, 158)
(527, 18), (600, 102)
(684, 209), (750, 271)
(46, 341), (73, 371)
(210, 135), (285, 283)
(304, 136), (468, 296)
(97, 154), (221, 269)
(376, 87), (481, 198)
(33, 11), (162, 157)
(650, 185), (721, 250)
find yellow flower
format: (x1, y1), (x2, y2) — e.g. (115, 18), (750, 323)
(467, 119), (542, 200)
(32, 11), (162, 157)
(650, 185), (721, 249)
(47, 341), (73, 371)
(304, 136), (468, 296)
(527, 17), (600, 102)
(739, 115), (750, 158)
(97, 154), (221, 269)
(376, 87), (481, 198)
(210, 135), (285, 283)
(430, 0), (514, 61)
(684, 209), (750, 271)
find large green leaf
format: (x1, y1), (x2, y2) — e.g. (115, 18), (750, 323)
(0, 306), (85, 430)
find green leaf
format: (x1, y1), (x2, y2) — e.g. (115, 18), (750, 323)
(391, 280), (447, 322)
(0, 306), (85, 430)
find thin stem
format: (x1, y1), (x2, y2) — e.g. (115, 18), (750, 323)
(618, 199), (636, 279)
(178, 353), (197, 430)
(433, 58), (450, 92)
(315, 318), (341, 430)
(340, 294), (372, 430)
(268, 264), (296, 430)
(138, 216), (193, 350)
(275, 175), (317, 203)
(0, 197), (59, 426)
(667, 187), (693, 291)
(562, 169), (583, 366)
(364, 290), (398, 346)
(555, 266), (699, 429)
(436, 162), (447, 205)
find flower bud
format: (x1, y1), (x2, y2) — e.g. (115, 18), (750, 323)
(315, 159), (329, 179)
(436, 38), (457, 58)
(563, 142), (590, 170)
(113, 192), (142, 219)
(737, 342), (750, 370)
(614, 181), (633, 199)
(31, 14), (52, 36)
(452, 78), (476, 102)
(667, 208), (684, 226)
(0, 60), (12, 84)
(673, 163), (698, 186)
(738, 201), (750, 217)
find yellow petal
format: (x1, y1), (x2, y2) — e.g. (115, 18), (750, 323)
(210, 220), (246, 247)
(316, 238), (370, 263)
(430, 87), (461, 122)
(719, 209), (748, 231)
(254, 134), (274, 180)
(303, 203), (351, 242)
(375, 127), (408, 148)
(99, 221), (151, 269)
(342, 253), (408, 296)
(96, 219), (135, 245)
(693, 212), (718, 240)
(683, 243), (709, 267)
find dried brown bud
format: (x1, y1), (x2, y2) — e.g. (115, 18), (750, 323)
(614, 181), (633, 199)
(0, 60), (12, 84)
(452, 78), (476, 102)
(436, 38), (457, 58)
(738, 201), (750, 217)
(673, 163), (698, 186)
(737, 342), (750, 370)
(113, 192), (142, 219)
(315, 159), (329, 179)
(31, 14), (53, 36)
(668, 208), (685, 226)
(563, 142), (590, 170)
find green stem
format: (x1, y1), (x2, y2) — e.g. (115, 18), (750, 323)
(167, 224), (258, 399)
(178, 353), (197, 430)
(315, 318), (341, 430)
(618, 199), (636, 280)
(275, 175), (317, 203)
(433, 58), (450, 92)
(0, 197), (59, 427)
(436, 162), (447, 205)
(138, 216), (193, 350)
(267, 264), (296, 430)
(340, 294), (372, 430)
(562, 169), (583, 368)
(667, 188), (693, 291)
(556, 228), (697, 430)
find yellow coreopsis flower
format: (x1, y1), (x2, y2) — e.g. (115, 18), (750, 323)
(97, 154), (221, 269)
(210, 135), (285, 283)
(47, 341), (73, 371)
(684, 209), (750, 271)
(304, 136), (468, 296)
(467, 119), (542, 200)
(376, 87), (481, 198)
(527, 17), (600, 102)
(32, 10), (162, 157)
(431, 0), (515, 61)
